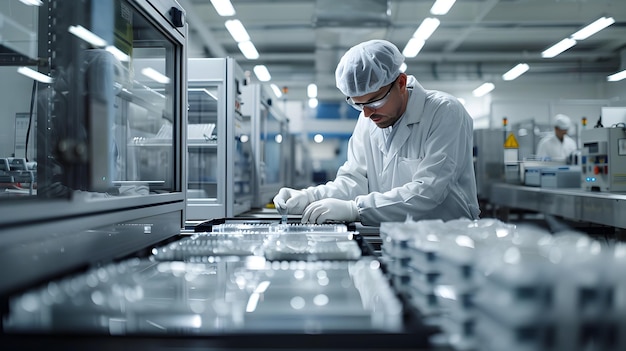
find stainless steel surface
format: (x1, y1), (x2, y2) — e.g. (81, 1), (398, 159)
(490, 182), (626, 229)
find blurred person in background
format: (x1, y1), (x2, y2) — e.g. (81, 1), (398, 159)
(536, 114), (577, 163)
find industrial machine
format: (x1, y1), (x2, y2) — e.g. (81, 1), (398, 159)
(186, 58), (253, 223)
(0, 0), (188, 333)
(241, 83), (290, 208)
(581, 126), (626, 192)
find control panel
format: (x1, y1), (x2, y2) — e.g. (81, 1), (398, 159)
(581, 127), (626, 192)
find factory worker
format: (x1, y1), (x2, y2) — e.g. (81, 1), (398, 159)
(536, 114), (577, 162)
(273, 39), (480, 225)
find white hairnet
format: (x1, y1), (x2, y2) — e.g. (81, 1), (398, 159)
(554, 114), (571, 130)
(335, 39), (405, 97)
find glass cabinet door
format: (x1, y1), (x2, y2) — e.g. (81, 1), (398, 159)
(187, 88), (219, 202)
(0, 0), (184, 203)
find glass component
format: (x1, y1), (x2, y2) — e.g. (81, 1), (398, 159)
(5, 257), (401, 334)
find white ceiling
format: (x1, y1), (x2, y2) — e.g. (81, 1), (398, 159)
(180, 0), (626, 103)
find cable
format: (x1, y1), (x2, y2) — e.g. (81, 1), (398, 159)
(25, 80), (37, 162)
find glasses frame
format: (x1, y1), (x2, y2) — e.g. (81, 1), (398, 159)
(346, 79), (396, 111)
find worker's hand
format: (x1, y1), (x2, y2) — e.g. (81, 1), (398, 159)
(273, 188), (315, 215)
(301, 199), (359, 224)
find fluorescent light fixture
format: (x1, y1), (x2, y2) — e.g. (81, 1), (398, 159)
(402, 38), (425, 57)
(270, 83), (282, 97)
(19, 0), (42, 5)
(541, 38), (576, 58)
(141, 67), (170, 84)
(105, 45), (129, 62)
(253, 65), (271, 81)
(68, 25), (107, 47)
(502, 63), (530, 81)
(307, 83), (317, 98)
(430, 0), (456, 15)
(210, 0), (235, 16)
(308, 98), (318, 109)
(17, 66), (53, 83)
(472, 82), (495, 97)
(571, 16), (615, 40)
(412, 17), (440, 41)
(238, 41), (259, 59)
(607, 69), (626, 82)
(400, 63), (407, 73)
(225, 19), (250, 42)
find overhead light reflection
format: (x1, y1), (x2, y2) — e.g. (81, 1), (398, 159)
(141, 67), (170, 84)
(68, 25), (107, 47)
(17, 66), (53, 83)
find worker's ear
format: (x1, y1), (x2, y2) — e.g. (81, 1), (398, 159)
(397, 73), (408, 90)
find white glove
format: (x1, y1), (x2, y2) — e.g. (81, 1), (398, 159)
(273, 188), (315, 215)
(301, 199), (359, 224)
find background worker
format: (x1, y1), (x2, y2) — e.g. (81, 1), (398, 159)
(536, 114), (578, 162)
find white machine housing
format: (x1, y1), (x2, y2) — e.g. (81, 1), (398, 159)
(581, 127), (626, 192)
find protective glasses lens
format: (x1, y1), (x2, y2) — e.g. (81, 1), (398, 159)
(346, 81), (395, 111)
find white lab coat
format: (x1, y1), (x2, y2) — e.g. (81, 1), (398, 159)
(536, 134), (577, 162)
(306, 76), (480, 226)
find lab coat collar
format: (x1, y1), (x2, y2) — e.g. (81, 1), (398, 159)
(371, 75), (426, 169)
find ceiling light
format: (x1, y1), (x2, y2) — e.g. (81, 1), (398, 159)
(224, 19), (250, 42)
(502, 63), (530, 81)
(270, 84), (282, 97)
(68, 25), (107, 47)
(607, 69), (626, 82)
(238, 41), (259, 59)
(412, 18), (440, 41)
(308, 98), (318, 109)
(17, 67), (53, 83)
(399, 63), (407, 73)
(313, 134), (324, 143)
(571, 16), (615, 41)
(473, 82), (494, 97)
(430, 0), (456, 15)
(253, 65), (271, 82)
(210, 0), (235, 17)
(541, 38), (576, 58)
(307, 83), (317, 98)
(402, 38), (425, 58)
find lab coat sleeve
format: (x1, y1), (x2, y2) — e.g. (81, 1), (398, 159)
(357, 99), (475, 225)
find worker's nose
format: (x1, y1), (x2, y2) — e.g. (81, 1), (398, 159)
(362, 106), (376, 117)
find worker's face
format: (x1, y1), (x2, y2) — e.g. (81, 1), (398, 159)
(555, 127), (568, 140)
(348, 74), (407, 129)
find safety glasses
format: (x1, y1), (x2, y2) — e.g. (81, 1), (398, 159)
(346, 80), (395, 111)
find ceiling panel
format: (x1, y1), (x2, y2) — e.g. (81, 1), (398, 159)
(182, 0), (626, 103)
